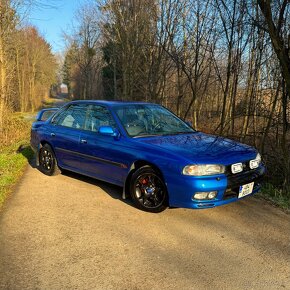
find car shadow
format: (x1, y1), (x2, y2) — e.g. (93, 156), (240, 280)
(60, 170), (181, 211)
(17, 145), (37, 168)
(19, 148), (135, 208)
(61, 170), (136, 208)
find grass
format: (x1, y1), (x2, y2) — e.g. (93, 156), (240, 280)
(0, 99), (64, 208)
(259, 183), (290, 212)
(0, 112), (35, 208)
(0, 141), (34, 207)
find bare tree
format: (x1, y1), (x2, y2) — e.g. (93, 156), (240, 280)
(60, 0), (290, 196)
(63, 1), (103, 99)
(0, 1), (57, 137)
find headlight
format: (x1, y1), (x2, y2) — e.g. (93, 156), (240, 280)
(249, 153), (262, 169)
(182, 164), (225, 176)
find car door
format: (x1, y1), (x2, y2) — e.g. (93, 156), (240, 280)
(78, 104), (128, 185)
(48, 103), (88, 171)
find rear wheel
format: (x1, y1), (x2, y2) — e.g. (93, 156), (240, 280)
(130, 166), (168, 213)
(38, 144), (60, 176)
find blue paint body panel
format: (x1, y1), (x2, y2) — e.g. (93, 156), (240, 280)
(31, 100), (265, 209)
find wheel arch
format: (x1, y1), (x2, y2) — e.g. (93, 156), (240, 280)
(122, 160), (166, 199)
(36, 140), (56, 166)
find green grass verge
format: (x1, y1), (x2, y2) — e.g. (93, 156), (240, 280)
(0, 141), (34, 208)
(259, 183), (290, 212)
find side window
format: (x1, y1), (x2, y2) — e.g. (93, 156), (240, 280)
(37, 109), (58, 121)
(85, 105), (116, 132)
(54, 104), (87, 129)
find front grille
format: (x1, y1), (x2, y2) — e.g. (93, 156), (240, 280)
(227, 166), (265, 188)
(223, 189), (238, 200)
(223, 182), (262, 200)
(222, 164), (265, 200)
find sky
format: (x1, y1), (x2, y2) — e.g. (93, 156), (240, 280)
(28, 0), (81, 53)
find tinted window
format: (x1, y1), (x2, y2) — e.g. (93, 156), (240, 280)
(39, 110), (57, 121)
(84, 105), (116, 132)
(114, 104), (195, 137)
(54, 104), (87, 129)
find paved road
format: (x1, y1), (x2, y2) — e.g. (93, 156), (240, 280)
(0, 164), (289, 289)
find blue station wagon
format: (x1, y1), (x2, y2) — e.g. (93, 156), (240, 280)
(31, 101), (265, 212)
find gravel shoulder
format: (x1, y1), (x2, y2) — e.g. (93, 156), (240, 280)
(0, 164), (289, 289)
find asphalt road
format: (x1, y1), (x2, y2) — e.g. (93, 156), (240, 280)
(0, 164), (289, 289)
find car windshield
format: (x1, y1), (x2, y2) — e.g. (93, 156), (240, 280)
(114, 104), (195, 137)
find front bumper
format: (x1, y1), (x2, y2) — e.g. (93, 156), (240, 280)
(167, 165), (266, 209)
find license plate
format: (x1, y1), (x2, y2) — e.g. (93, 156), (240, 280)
(238, 182), (254, 198)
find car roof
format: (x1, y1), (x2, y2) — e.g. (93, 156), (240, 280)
(68, 100), (158, 107)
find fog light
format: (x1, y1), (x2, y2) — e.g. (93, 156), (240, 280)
(193, 192), (208, 200)
(193, 191), (217, 200)
(208, 191), (217, 199)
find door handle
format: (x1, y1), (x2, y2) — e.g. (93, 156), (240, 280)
(80, 139), (87, 144)
(51, 133), (55, 137)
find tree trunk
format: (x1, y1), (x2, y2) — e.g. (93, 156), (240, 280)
(258, 0), (290, 99)
(260, 82), (280, 154)
(0, 36), (6, 130)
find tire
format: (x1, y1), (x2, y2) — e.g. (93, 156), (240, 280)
(38, 144), (61, 176)
(130, 166), (168, 213)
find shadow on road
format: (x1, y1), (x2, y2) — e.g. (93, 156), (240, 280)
(26, 156), (133, 206)
(17, 145), (36, 168)
(59, 169), (135, 208)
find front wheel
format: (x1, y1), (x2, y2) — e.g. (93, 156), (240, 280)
(38, 144), (60, 176)
(130, 166), (168, 213)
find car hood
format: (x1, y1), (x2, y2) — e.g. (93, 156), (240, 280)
(135, 132), (257, 165)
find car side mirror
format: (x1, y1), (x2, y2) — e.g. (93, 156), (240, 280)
(98, 126), (120, 139)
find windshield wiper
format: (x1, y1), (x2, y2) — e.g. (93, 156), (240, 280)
(133, 131), (197, 138)
(161, 131), (197, 136)
(133, 133), (160, 138)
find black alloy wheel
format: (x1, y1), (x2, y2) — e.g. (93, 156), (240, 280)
(38, 144), (60, 176)
(130, 166), (168, 212)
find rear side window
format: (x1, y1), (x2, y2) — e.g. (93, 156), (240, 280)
(38, 109), (58, 121)
(54, 104), (87, 129)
